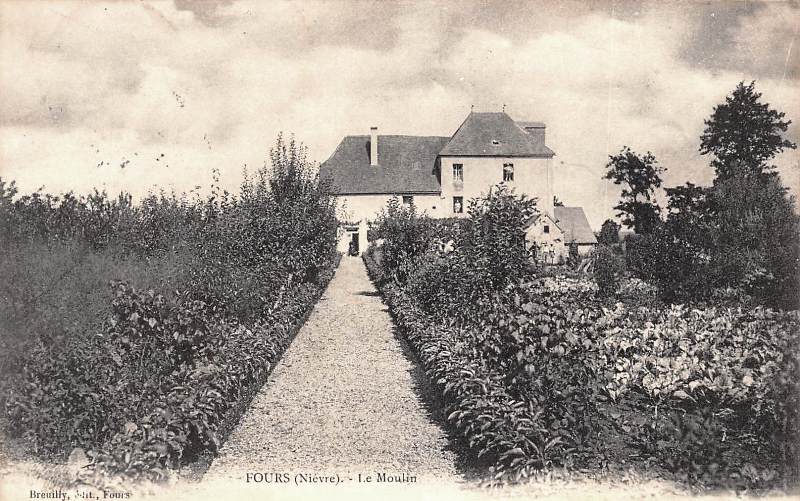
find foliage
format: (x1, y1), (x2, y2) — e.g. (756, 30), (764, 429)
(567, 241), (579, 268)
(371, 198), (436, 283)
(604, 147), (665, 234)
(366, 184), (800, 488)
(366, 190), (609, 480)
(600, 303), (800, 486)
(364, 251), (606, 482)
(645, 173), (799, 307)
(597, 219), (620, 245)
(635, 183), (715, 301)
(700, 81), (797, 181)
(709, 174), (799, 308)
(459, 185), (538, 290)
(617, 82), (799, 309)
(592, 245), (624, 297)
(1, 134), (339, 481)
(372, 185), (538, 322)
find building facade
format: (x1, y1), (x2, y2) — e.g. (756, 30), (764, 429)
(319, 111), (596, 257)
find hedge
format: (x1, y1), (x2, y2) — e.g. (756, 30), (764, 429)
(7, 255), (339, 483)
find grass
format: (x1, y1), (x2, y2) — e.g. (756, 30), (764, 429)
(0, 238), (188, 403)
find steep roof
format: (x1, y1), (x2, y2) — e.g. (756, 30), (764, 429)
(440, 112), (555, 157)
(554, 206), (597, 245)
(524, 211), (563, 232)
(319, 135), (449, 195)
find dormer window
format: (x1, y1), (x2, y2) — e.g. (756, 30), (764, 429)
(491, 139), (500, 145)
(503, 163), (514, 182)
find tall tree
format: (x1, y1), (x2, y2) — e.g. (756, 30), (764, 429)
(700, 81), (796, 180)
(646, 83), (799, 307)
(701, 82), (799, 307)
(603, 147), (666, 234)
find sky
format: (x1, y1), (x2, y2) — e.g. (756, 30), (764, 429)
(0, 0), (798, 228)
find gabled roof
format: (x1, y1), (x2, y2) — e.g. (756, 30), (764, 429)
(524, 211), (563, 232)
(554, 206), (597, 245)
(440, 112), (555, 157)
(319, 135), (449, 195)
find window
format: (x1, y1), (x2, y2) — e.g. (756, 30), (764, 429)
(402, 195), (413, 206)
(543, 225), (550, 234)
(503, 163), (514, 182)
(453, 196), (463, 214)
(453, 163), (463, 182)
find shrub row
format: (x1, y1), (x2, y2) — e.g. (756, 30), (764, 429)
(2, 136), (340, 482)
(364, 250), (604, 482)
(7, 260), (335, 483)
(105, 261), (336, 481)
(371, 241), (800, 487)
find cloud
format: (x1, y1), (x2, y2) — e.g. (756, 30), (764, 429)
(173, 0), (235, 27)
(680, 2), (799, 80)
(0, 0), (798, 229)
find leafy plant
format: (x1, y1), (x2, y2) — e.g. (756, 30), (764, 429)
(592, 245), (624, 297)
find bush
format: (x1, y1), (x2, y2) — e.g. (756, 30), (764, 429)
(598, 219), (620, 245)
(459, 185), (538, 289)
(365, 189), (613, 480)
(592, 245), (625, 297)
(367, 185), (799, 488)
(1, 135), (340, 481)
(372, 198), (436, 283)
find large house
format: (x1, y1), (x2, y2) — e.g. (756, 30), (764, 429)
(319, 111), (597, 259)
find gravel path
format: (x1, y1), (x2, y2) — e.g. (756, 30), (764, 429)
(203, 256), (474, 497)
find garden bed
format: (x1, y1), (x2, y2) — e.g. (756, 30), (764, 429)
(364, 241), (800, 491)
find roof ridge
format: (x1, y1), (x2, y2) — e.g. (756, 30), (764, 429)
(342, 134), (451, 139)
(440, 111), (555, 157)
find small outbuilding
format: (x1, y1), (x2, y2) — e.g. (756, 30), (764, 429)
(525, 206), (597, 263)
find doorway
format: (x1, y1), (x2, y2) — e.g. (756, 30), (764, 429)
(348, 231), (359, 256)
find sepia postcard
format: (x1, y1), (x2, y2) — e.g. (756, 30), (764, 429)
(1, 1), (799, 500)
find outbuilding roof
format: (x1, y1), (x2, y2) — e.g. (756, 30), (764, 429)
(439, 112), (555, 157)
(554, 206), (598, 245)
(319, 135), (449, 195)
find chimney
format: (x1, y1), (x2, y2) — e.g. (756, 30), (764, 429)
(522, 123), (546, 147)
(370, 126), (378, 166)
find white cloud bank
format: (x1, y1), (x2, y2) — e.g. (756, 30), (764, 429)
(1, 0), (798, 228)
